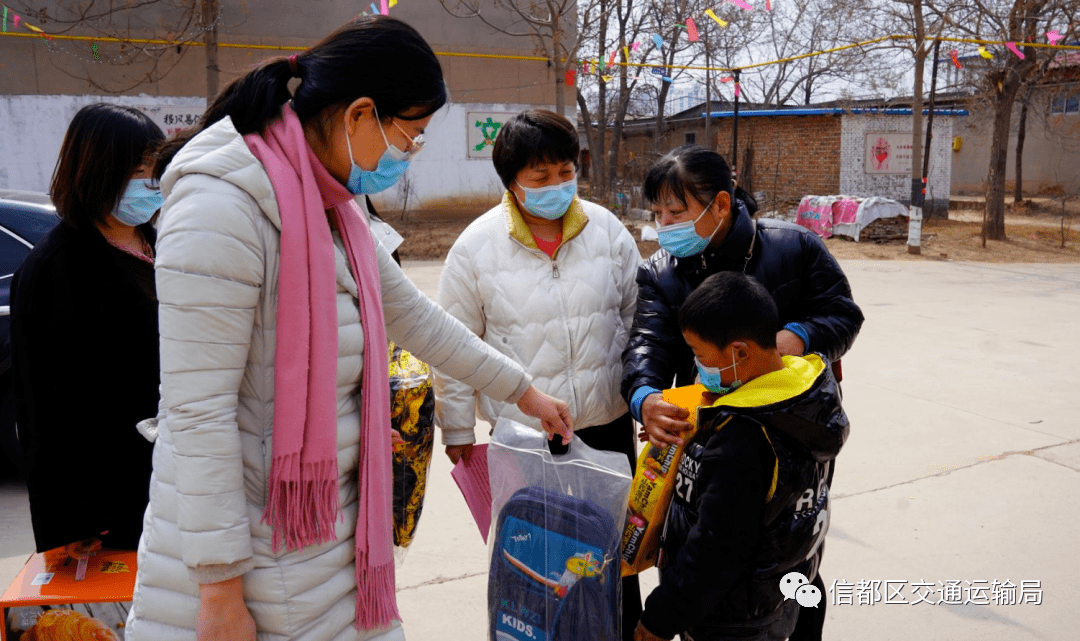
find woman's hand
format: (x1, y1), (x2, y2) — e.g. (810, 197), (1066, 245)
(776, 329), (806, 357)
(633, 620), (670, 641)
(197, 576), (256, 641)
(445, 443), (474, 464)
(639, 393), (691, 449)
(515, 386), (573, 444)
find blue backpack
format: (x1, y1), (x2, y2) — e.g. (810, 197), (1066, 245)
(488, 486), (622, 641)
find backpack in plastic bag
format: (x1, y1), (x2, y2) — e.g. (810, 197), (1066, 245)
(487, 418), (632, 641)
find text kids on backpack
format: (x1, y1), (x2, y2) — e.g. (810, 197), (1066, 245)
(633, 272), (849, 641)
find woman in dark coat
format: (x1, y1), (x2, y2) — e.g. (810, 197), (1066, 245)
(622, 145), (863, 641)
(11, 103), (164, 553)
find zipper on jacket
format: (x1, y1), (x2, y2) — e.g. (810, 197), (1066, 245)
(552, 259), (560, 279)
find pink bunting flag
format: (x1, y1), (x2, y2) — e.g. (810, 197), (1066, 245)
(1046, 30), (1062, 45)
(766, 0), (772, 9)
(380, 0), (388, 15)
(687, 18), (700, 42)
(950, 49), (962, 68)
(13, 15), (20, 28)
(451, 445), (492, 543)
(607, 50), (618, 69)
(735, 82), (741, 97)
(632, 41), (641, 51)
(726, 0), (754, 10)
(1005, 41), (1024, 59)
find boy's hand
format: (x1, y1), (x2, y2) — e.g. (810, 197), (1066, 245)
(633, 621), (671, 641)
(640, 394), (691, 448)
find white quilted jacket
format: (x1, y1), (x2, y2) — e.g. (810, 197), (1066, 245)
(434, 194), (640, 444)
(124, 117), (532, 641)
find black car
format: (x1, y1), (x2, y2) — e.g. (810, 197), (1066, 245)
(0, 191), (60, 476)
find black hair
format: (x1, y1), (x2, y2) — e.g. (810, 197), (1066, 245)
(643, 144), (758, 216)
(51, 103), (165, 229)
(155, 15), (446, 178)
(491, 109), (579, 188)
(679, 272), (778, 349)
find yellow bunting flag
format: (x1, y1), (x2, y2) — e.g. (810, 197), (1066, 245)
(704, 9), (728, 27)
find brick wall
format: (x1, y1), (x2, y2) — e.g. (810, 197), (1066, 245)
(616, 114), (843, 208)
(611, 111), (955, 215)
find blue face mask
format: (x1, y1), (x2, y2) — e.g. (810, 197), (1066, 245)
(656, 196), (721, 258)
(695, 348), (742, 395)
(112, 179), (163, 226)
(515, 178), (577, 220)
(344, 108), (412, 195)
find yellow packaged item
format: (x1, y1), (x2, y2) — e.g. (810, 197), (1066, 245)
(620, 384), (707, 577)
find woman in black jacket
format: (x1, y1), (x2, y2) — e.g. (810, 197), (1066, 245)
(622, 145), (862, 641)
(11, 103), (164, 554)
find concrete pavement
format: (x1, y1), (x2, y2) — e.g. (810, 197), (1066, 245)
(2, 258), (1077, 639)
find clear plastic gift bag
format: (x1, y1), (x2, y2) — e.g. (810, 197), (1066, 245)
(487, 418), (632, 641)
(389, 342), (435, 554)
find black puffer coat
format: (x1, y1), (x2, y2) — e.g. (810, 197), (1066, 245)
(11, 221), (158, 552)
(621, 202), (863, 403)
(639, 355), (848, 639)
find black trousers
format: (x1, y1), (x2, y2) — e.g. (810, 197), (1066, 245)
(787, 571), (826, 641)
(550, 413), (641, 641)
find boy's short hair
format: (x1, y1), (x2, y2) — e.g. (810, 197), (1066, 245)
(492, 109), (579, 188)
(679, 272), (778, 349)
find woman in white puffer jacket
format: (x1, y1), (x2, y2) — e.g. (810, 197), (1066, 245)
(433, 109), (642, 640)
(125, 17), (571, 641)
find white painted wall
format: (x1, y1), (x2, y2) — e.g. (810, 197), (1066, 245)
(1, 96), (552, 218)
(839, 113), (955, 213)
(0, 95), (207, 193)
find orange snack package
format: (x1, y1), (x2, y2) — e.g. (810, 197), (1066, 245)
(620, 384), (707, 577)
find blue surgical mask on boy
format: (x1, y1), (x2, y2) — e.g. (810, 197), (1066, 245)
(344, 106), (411, 195)
(515, 178), (577, 220)
(695, 348), (742, 395)
(112, 179), (163, 226)
(656, 195), (721, 258)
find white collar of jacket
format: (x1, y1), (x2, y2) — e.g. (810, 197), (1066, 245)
(160, 117), (284, 232)
(502, 191), (589, 258)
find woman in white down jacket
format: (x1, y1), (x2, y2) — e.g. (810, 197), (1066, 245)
(434, 109), (642, 640)
(125, 17), (571, 641)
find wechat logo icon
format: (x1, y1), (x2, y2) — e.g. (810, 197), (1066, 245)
(779, 572), (822, 608)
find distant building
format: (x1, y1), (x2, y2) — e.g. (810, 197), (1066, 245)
(607, 99), (962, 216)
(949, 52), (1080, 196)
(0, 1), (572, 218)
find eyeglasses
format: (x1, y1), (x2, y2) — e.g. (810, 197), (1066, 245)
(391, 120), (426, 157)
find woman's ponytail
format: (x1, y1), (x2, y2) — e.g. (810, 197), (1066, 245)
(154, 57), (295, 179)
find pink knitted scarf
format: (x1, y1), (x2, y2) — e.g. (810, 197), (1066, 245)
(244, 104), (397, 629)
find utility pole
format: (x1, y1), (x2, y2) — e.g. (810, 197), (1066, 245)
(906, 1), (927, 256)
(731, 69), (741, 189)
(704, 26), (711, 149)
(203, 0), (219, 102)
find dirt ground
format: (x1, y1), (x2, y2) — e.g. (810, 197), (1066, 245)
(392, 200), (1080, 264)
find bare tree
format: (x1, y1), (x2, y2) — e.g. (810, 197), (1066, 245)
(439, 0), (600, 114)
(6, 0), (229, 99)
(923, 0), (1080, 241)
(742, 0), (897, 107)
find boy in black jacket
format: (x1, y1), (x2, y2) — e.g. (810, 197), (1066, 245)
(634, 272), (849, 641)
